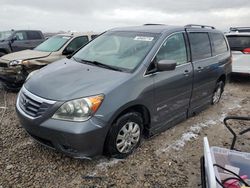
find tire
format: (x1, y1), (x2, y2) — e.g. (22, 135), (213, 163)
(104, 112), (143, 159)
(211, 81), (224, 105)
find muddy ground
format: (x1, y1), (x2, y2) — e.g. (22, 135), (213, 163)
(0, 77), (249, 188)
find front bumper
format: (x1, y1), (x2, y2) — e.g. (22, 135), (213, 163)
(0, 66), (26, 89)
(16, 89), (109, 159)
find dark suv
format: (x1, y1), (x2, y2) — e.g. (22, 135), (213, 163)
(0, 30), (45, 56)
(16, 24), (232, 159)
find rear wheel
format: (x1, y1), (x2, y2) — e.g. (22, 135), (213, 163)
(211, 81), (224, 104)
(104, 112), (143, 159)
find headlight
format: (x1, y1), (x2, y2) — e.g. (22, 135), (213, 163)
(9, 60), (29, 67)
(9, 60), (23, 66)
(52, 95), (104, 122)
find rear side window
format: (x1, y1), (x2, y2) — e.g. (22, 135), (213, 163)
(27, 31), (43, 40)
(210, 33), (228, 55)
(189, 32), (212, 61)
(226, 35), (250, 51)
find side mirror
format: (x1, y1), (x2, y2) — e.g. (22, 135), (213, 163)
(157, 60), (177, 71)
(62, 47), (75, 56)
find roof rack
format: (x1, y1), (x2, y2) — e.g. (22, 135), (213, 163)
(143, 23), (165, 26)
(230, 27), (250, 32)
(185, 24), (215, 29)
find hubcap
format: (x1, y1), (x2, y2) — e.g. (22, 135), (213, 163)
(116, 122), (140, 153)
(213, 86), (221, 104)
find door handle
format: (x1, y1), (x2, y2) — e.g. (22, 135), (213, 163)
(197, 66), (203, 72)
(183, 70), (190, 76)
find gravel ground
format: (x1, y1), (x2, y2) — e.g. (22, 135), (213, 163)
(0, 77), (249, 188)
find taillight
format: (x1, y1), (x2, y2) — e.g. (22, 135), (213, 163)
(242, 48), (250, 54)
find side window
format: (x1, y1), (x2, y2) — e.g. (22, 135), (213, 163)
(66, 36), (89, 52)
(14, 31), (27, 41)
(189, 32), (212, 61)
(155, 33), (187, 65)
(210, 33), (228, 55)
(27, 31), (42, 40)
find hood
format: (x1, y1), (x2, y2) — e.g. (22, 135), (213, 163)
(24, 59), (130, 101)
(1, 50), (51, 62)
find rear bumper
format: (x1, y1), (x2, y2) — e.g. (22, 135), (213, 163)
(16, 99), (109, 159)
(232, 66), (250, 75)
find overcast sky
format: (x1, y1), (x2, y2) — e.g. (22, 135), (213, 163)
(1, 0), (249, 33)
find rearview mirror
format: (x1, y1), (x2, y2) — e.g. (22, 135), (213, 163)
(157, 60), (177, 71)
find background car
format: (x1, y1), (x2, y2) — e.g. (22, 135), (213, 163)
(0, 32), (98, 90)
(0, 30), (45, 57)
(226, 27), (250, 76)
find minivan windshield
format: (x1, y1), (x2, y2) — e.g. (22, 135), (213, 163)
(226, 35), (250, 51)
(73, 31), (159, 72)
(35, 35), (71, 52)
(0, 31), (13, 40)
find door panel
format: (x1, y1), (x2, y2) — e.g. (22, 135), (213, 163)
(150, 32), (193, 129)
(11, 31), (30, 51)
(153, 63), (193, 127)
(188, 32), (216, 111)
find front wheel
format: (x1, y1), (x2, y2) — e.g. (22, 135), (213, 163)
(211, 81), (224, 104)
(104, 112), (143, 159)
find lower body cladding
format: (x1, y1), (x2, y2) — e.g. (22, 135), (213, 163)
(16, 107), (109, 159)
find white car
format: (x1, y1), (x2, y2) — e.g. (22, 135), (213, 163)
(226, 28), (250, 75)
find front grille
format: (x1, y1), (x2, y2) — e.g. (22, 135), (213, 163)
(18, 88), (56, 118)
(0, 62), (8, 67)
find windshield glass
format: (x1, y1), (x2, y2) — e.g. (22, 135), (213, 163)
(73, 31), (159, 71)
(226, 35), (250, 51)
(0, 31), (13, 40)
(35, 35), (71, 52)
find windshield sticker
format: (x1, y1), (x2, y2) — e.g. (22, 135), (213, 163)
(62, 36), (71, 39)
(134, 36), (154, 42)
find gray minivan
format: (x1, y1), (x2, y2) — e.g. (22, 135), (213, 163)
(16, 24), (232, 159)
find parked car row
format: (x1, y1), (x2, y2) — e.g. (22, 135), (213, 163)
(0, 30), (45, 56)
(13, 24), (232, 159)
(0, 32), (98, 90)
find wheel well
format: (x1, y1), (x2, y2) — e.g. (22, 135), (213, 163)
(217, 74), (226, 84)
(112, 105), (151, 134)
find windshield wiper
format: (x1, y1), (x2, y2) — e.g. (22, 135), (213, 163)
(78, 59), (125, 72)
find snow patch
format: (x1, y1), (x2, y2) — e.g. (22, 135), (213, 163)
(96, 158), (122, 171)
(156, 119), (218, 155)
(170, 132), (198, 151)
